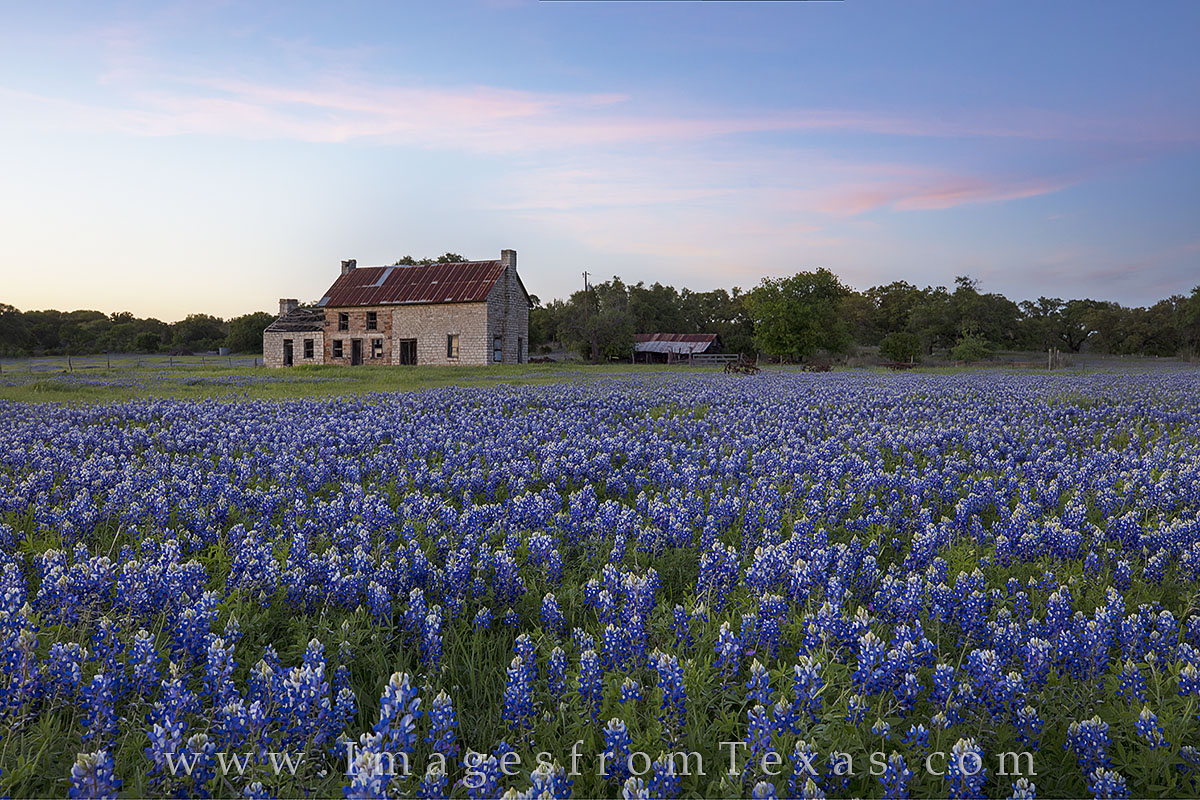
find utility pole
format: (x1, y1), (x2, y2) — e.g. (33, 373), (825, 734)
(583, 271), (598, 364)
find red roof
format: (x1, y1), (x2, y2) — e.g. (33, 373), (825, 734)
(318, 261), (508, 307)
(632, 333), (719, 355)
(633, 333), (718, 344)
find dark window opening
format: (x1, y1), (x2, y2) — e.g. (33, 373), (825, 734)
(333, 339), (343, 358)
(447, 334), (459, 359)
(283, 339), (293, 367)
(303, 339), (314, 359)
(493, 335), (503, 363)
(366, 311), (377, 331)
(338, 312), (349, 331)
(371, 338), (383, 359)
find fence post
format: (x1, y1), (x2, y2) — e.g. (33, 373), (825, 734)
(169, 356), (173, 367)
(67, 352), (72, 372)
(1048, 348), (1052, 371)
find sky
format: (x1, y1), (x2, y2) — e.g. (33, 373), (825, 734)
(1, 1), (1198, 321)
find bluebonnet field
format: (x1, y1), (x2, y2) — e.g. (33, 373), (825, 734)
(3, 370), (1200, 799)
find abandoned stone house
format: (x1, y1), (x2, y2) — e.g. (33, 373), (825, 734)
(263, 249), (531, 368)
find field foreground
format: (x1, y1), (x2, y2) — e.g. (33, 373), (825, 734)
(3, 370), (1200, 798)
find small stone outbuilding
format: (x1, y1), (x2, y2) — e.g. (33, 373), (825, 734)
(263, 301), (325, 368)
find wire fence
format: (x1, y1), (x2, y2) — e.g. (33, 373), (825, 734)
(0, 353), (262, 374)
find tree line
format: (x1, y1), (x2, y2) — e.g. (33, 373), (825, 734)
(4, 266), (1198, 361)
(532, 271), (1200, 362)
(0, 305), (275, 357)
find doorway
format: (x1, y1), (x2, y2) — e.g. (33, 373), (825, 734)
(351, 339), (363, 365)
(283, 339), (293, 367)
(397, 339), (417, 365)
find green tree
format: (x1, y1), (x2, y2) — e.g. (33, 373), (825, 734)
(133, 331), (160, 353)
(879, 331), (922, 363)
(743, 268), (851, 361)
(171, 314), (227, 351)
(951, 333), (994, 362)
(226, 311), (276, 353)
(393, 252), (467, 265)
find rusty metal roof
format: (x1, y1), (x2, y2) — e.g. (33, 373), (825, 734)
(318, 260), (507, 307)
(633, 333), (719, 355)
(265, 307), (324, 333)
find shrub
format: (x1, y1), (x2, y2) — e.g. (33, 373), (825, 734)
(133, 331), (159, 353)
(879, 332), (922, 363)
(951, 334), (994, 362)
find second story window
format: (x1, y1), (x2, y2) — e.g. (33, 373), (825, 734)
(446, 333), (459, 359)
(366, 311), (377, 331)
(338, 312), (349, 331)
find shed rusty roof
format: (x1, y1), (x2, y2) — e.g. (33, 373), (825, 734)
(318, 260), (507, 307)
(264, 307), (324, 333)
(633, 333), (718, 355)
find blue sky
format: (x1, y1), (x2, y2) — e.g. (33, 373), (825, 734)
(1, 0), (1197, 319)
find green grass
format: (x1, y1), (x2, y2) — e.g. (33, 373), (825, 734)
(0, 363), (736, 404)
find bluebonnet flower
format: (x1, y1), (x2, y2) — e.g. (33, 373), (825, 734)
(1008, 777), (1037, 799)
(879, 752), (913, 800)
(1135, 705), (1169, 748)
(473, 607), (492, 631)
(502, 656), (534, 736)
(81, 671), (118, 745)
(579, 649), (604, 721)
(622, 777), (650, 799)
(548, 646), (568, 700)
(542, 592), (565, 636)
(1086, 768), (1130, 799)
(1015, 705), (1043, 750)
(671, 604), (693, 650)
(416, 762), (449, 800)
(619, 677), (642, 705)
(791, 657), (824, 722)
(903, 723), (930, 748)
(602, 718), (633, 784)
(69, 749), (121, 800)
(845, 693), (869, 725)
(427, 691), (459, 758)
(649, 753), (682, 799)
(1066, 716), (1112, 774)
(745, 704), (774, 770)
(374, 672), (422, 756)
(528, 759), (572, 799)
(751, 780), (779, 799)
(944, 737), (986, 800)
(747, 660), (772, 707)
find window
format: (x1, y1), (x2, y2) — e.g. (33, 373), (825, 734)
(493, 335), (503, 363)
(371, 338), (383, 359)
(303, 339), (314, 359)
(366, 311), (377, 331)
(338, 312), (349, 331)
(446, 333), (459, 359)
(333, 339), (343, 358)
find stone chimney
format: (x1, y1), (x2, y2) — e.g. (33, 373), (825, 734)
(500, 249), (516, 270)
(279, 298), (299, 316)
(341, 259), (357, 276)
